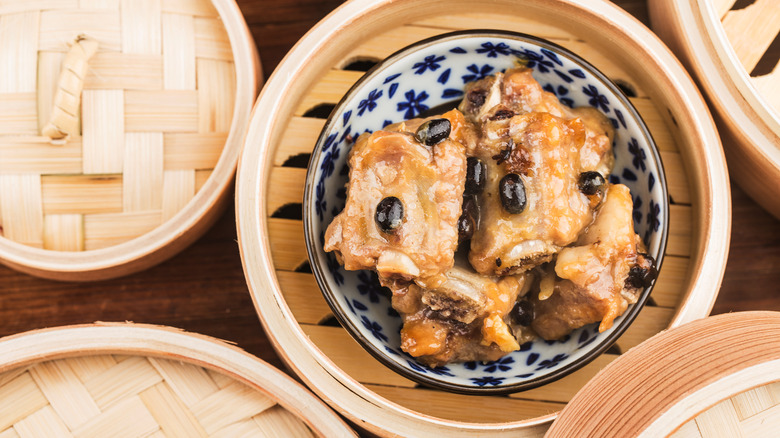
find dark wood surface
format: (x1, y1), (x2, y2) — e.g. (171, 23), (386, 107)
(0, 0), (778, 380)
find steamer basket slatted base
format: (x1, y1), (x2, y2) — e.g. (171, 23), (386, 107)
(0, 0), (259, 280)
(271, 14), (689, 423)
(238, 0), (730, 436)
(0, 324), (354, 437)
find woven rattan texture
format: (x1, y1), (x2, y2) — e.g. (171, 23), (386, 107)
(0, 0), (236, 251)
(670, 383), (780, 438)
(0, 355), (314, 437)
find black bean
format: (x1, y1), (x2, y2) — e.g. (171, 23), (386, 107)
(495, 258), (502, 267)
(578, 171), (606, 196)
(625, 253), (658, 289)
(458, 196), (478, 243)
(489, 108), (514, 120)
(415, 118), (451, 146)
(499, 173), (527, 214)
(465, 157), (486, 195)
(457, 213), (475, 242)
(467, 88), (487, 108)
(510, 300), (534, 327)
(375, 196), (403, 233)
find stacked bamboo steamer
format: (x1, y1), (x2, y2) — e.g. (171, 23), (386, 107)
(236, 0), (731, 435)
(0, 0), (260, 280)
(650, 0), (780, 219)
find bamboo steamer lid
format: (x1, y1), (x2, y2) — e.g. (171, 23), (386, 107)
(0, 323), (355, 437)
(649, 0), (780, 219)
(547, 311), (780, 437)
(0, 0), (260, 280)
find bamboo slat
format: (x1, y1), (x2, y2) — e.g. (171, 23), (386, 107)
(194, 18), (232, 61)
(0, 324), (352, 437)
(721, 0), (780, 73)
(81, 89), (125, 174)
(0, 93), (38, 135)
(41, 175), (122, 215)
(161, 170), (196, 222)
(0, 0), (256, 281)
(38, 9), (120, 52)
(43, 214), (84, 251)
(120, 0), (162, 55)
(162, 13), (196, 90)
(83, 52), (163, 90)
(123, 132), (164, 212)
(237, 1), (729, 436)
(0, 12), (39, 93)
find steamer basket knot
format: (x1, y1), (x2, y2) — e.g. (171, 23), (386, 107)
(42, 34), (99, 143)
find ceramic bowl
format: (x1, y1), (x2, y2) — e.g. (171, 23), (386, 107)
(303, 30), (668, 394)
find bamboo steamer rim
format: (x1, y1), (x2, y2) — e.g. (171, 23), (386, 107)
(236, 0), (731, 435)
(546, 311), (780, 437)
(0, 0), (261, 280)
(0, 322), (355, 437)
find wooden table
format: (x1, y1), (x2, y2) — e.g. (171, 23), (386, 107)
(0, 0), (777, 380)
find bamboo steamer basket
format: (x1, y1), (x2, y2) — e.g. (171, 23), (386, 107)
(0, 323), (355, 437)
(649, 0), (780, 219)
(236, 0), (731, 435)
(0, 0), (260, 281)
(547, 311), (780, 437)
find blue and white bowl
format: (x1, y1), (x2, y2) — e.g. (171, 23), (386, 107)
(303, 30), (668, 394)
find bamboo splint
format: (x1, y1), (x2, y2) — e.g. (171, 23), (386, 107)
(0, 324), (355, 437)
(237, 0), (730, 436)
(0, 0), (259, 280)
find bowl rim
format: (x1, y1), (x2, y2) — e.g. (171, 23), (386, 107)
(302, 29), (670, 395)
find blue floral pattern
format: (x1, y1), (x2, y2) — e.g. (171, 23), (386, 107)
(462, 63), (494, 83)
(306, 33), (667, 392)
(397, 90), (430, 119)
(413, 54), (446, 74)
(357, 89), (383, 116)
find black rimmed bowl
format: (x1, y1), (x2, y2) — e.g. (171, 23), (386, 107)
(303, 30), (668, 394)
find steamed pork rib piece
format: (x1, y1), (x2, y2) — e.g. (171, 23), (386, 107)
(469, 111), (612, 275)
(460, 67), (614, 174)
(460, 68), (568, 122)
(531, 184), (652, 340)
(391, 266), (530, 367)
(324, 110), (469, 284)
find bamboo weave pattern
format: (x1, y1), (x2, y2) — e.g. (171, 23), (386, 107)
(0, 0), (236, 251)
(0, 355), (314, 437)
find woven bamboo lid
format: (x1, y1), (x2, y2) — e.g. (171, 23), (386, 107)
(649, 0), (780, 219)
(0, 0), (260, 280)
(547, 311), (780, 437)
(0, 323), (355, 437)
